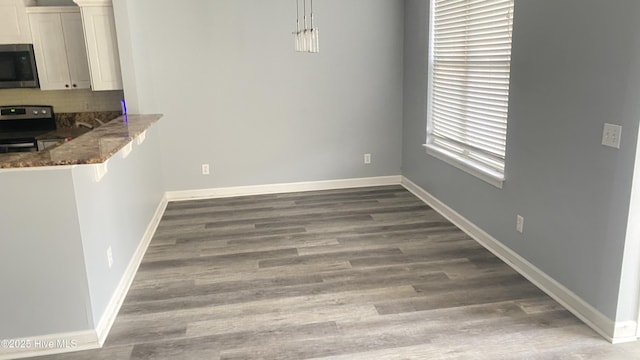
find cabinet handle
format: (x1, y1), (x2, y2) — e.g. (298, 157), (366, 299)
(65, 84), (70, 88)
(72, 84), (77, 88)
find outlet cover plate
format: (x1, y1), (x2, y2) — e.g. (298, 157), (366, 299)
(516, 215), (524, 234)
(602, 123), (622, 149)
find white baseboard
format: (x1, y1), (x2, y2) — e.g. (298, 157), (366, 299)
(166, 176), (403, 201)
(0, 330), (98, 360)
(401, 176), (636, 344)
(6, 175), (633, 359)
(95, 195), (169, 345)
(3, 177), (401, 359)
(2, 195), (170, 360)
(613, 321), (639, 344)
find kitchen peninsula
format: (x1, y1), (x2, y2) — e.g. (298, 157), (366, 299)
(0, 115), (166, 359)
(0, 114), (161, 168)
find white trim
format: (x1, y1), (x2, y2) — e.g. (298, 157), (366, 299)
(425, 144), (504, 189)
(401, 176), (630, 343)
(613, 321), (639, 344)
(0, 165), (75, 173)
(73, 0), (112, 6)
(26, 7), (80, 14)
(95, 195), (168, 345)
(626, 110), (640, 340)
(166, 176), (403, 202)
(0, 330), (98, 360)
(12, 174), (634, 358)
(0, 195), (168, 359)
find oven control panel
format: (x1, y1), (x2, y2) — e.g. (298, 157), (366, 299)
(0, 106), (54, 120)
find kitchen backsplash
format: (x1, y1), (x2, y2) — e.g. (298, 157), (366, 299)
(0, 89), (124, 113)
(56, 111), (123, 129)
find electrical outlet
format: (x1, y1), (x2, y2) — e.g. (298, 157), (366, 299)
(107, 246), (114, 269)
(364, 153), (372, 165)
(516, 215), (524, 234)
(202, 164), (210, 175)
(602, 123), (622, 149)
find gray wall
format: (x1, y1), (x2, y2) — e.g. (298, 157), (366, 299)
(72, 125), (165, 325)
(0, 169), (92, 338)
(0, 124), (164, 340)
(113, 0), (405, 192)
(403, 0), (640, 321)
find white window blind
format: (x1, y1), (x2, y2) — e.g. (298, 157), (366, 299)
(426, 0), (514, 185)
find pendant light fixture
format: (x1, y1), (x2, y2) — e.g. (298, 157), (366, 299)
(293, 0), (319, 53)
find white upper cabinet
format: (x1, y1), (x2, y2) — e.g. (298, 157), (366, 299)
(73, 0), (123, 91)
(0, 0), (32, 44)
(62, 11), (92, 89)
(27, 7), (91, 90)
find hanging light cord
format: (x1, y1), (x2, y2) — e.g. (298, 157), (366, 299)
(304, 0), (308, 30)
(296, 0), (300, 31)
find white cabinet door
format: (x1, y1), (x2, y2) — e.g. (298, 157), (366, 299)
(28, 9), (91, 90)
(0, 0), (32, 44)
(61, 12), (91, 89)
(78, 5), (123, 91)
(29, 12), (70, 90)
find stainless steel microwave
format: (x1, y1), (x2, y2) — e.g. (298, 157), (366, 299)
(0, 44), (39, 89)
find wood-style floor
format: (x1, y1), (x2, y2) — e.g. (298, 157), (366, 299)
(30, 186), (640, 359)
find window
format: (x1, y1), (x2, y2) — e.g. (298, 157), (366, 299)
(425, 0), (514, 188)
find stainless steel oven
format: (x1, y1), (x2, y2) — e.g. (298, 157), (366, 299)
(0, 44), (39, 89)
(0, 106), (55, 153)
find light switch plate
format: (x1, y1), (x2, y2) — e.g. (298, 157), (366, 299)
(602, 123), (622, 149)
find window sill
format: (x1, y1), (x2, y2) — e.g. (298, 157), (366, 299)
(423, 144), (504, 189)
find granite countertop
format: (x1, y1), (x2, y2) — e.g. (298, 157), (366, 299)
(36, 128), (91, 141)
(0, 114), (162, 169)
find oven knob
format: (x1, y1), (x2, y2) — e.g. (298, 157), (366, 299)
(33, 110), (39, 115)
(42, 110), (47, 114)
